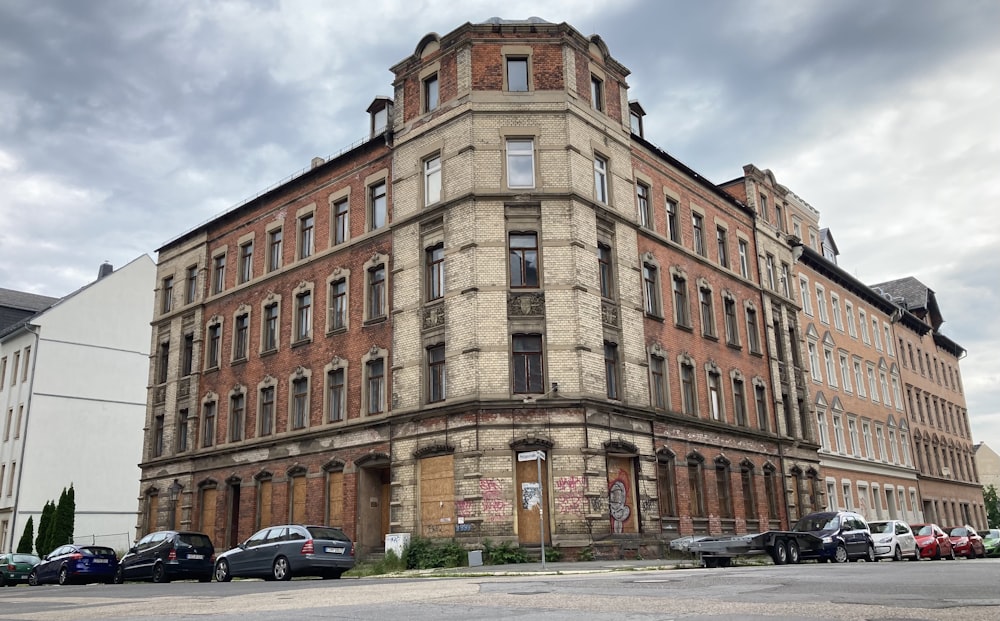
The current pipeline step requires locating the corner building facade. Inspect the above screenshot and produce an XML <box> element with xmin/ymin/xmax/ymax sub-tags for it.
<box><xmin>139</xmin><ymin>19</ymin><xmax>805</xmax><ymax>558</ymax></box>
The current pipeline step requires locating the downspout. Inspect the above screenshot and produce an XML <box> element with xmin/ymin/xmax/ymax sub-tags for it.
<box><xmin>9</xmin><ymin>322</ymin><xmax>41</xmax><ymax>553</ymax></box>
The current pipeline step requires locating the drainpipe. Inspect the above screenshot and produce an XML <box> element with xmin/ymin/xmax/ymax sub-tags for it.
<box><xmin>8</xmin><ymin>322</ymin><xmax>41</xmax><ymax>553</ymax></box>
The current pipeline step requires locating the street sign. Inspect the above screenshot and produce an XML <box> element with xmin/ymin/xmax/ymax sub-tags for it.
<box><xmin>517</xmin><ymin>451</ymin><xmax>545</xmax><ymax>461</ymax></box>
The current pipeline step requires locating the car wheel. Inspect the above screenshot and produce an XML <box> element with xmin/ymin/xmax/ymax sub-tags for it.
<box><xmin>892</xmin><ymin>545</ymin><xmax>902</xmax><ymax>562</ymax></box>
<box><xmin>58</xmin><ymin>566</ymin><xmax>71</xmax><ymax>586</ymax></box>
<box><xmin>28</xmin><ymin>569</ymin><xmax>39</xmax><ymax>587</ymax></box>
<box><xmin>214</xmin><ymin>559</ymin><xmax>232</xmax><ymax>583</ymax></box>
<box><xmin>865</xmin><ymin>544</ymin><xmax>876</xmax><ymax>563</ymax></box>
<box><xmin>787</xmin><ymin>540</ymin><xmax>801</xmax><ymax>565</ymax></box>
<box><xmin>152</xmin><ymin>563</ymin><xmax>169</xmax><ymax>584</ymax></box>
<box><xmin>272</xmin><ymin>556</ymin><xmax>291</xmax><ymax>581</ymax></box>
<box><xmin>834</xmin><ymin>544</ymin><xmax>849</xmax><ymax>563</ymax></box>
<box><xmin>0</xmin><ymin>573</ymin><xmax>6</xmax><ymax>587</ymax></box>
<box><xmin>113</xmin><ymin>566</ymin><xmax>124</xmax><ymax>585</ymax></box>
<box><xmin>933</xmin><ymin>545</ymin><xmax>941</xmax><ymax>560</ymax></box>
<box><xmin>771</xmin><ymin>541</ymin><xmax>788</xmax><ymax>565</ymax></box>
<box><xmin>948</xmin><ymin>547</ymin><xmax>956</xmax><ymax>560</ymax></box>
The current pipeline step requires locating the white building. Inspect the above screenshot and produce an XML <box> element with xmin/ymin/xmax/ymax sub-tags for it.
<box><xmin>0</xmin><ymin>256</ymin><xmax>155</xmax><ymax>553</ymax></box>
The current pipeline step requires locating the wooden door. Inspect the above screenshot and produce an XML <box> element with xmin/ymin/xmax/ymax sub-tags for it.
<box><xmin>607</xmin><ymin>456</ymin><xmax>637</xmax><ymax>534</ymax></box>
<box><xmin>146</xmin><ymin>494</ymin><xmax>159</xmax><ymax>534</ymax></box>
<box><xmin>419</xmin><ymin>455</ymin><xmax>455</xmax><ymax>538</ymax></box>
<box><xmin>515</xmin><ymin>453</ymin><xmax>549</xmax><ymax>545</ymax></box>
<box><xmin>200</xmin><ymin>488</ymin><xmax>217</xmax><ymax>540</ymax></box>
<box><xmin>258</xmin><ymin>480</ymin><xmax>273</xmax><ymax>528</ymax></box>
<box><xmin>291</xmin><ymin>476</ymin><xmax>307</xmax><ymax>523</ymax></box>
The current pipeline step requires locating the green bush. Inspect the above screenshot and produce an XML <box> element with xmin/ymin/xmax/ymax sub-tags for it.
<box><xmin>577</xmin><ymin>546</ymin><xmax>595</xmax><ymax>562</ymax></box>
<box><xmin>483</xmin><ymin>539</ymin><xmax>528</xmax><ymax>565</ymax></box>
<box><xmin>404</xmin><ymin>536</ymin><xmax>466</xmax><ymax>569</ymax></box>
<box><xmin>544</xmin><ymin>546</ymin><xmax>562</xmax><ymax>562</ymax></box>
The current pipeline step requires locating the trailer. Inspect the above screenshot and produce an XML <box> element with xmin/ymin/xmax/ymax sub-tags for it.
<box><xmin>670</xmin><ymin>531</ymin><xmax>824</xmax><ymax>568</ymax></box>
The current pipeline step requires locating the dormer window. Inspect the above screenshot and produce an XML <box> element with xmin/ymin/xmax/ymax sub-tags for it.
<box><xmin>367</xmin><ymin>97</ymin><xmax>393</xmax><ymax>138</ymax></box>
<box><xmin>628</xmin><ymin>101</ymin><xmax>646</xmax><ymax>138</ymax></box>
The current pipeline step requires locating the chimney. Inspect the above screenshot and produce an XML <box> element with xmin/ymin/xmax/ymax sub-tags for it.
<box><xmin>97</xmin><ymin>261</ymin><xmax>114</xmax><ymax>280</ymax></box>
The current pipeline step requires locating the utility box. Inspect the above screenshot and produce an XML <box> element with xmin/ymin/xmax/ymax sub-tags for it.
<box><xmin>468</xmin><ymin>549</ymin><xmax>483</xmax><ymax>567</ymax></box>
<box><xmin>385</xmin><ymin>533</ymin><xmax>410</xmax><ymax>559</ymax></box>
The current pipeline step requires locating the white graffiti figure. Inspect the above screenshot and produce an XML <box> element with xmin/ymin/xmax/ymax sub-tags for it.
<box><xmin>608</xmin><ymin>479</ymin><xmax>630</xmax><ymax>533</ymax></box>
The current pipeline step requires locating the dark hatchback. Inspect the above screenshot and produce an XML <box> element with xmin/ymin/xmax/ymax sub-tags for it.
<box><xmin>791</xmin><ymin>511</ymin><xmax>875</xmax><ymax>563</ymax></box>
<box><xmin>115</xmin><ymin>530</ymin><xmax>215</xmax><ymax>583</ymax></box>
<box><xmin>214</xmin><ymin>525</ymin><xmax>354</xmax><ymax>582</ymax></box>
<box><xmin>28</xmin><ymin>544</ymin><xmax>118</xmax><ymax>585</ymax></box>
<box><xmin>1</xmin><ymin>553</ymin><xmax>41</xmax><ymax>586</ymax></box>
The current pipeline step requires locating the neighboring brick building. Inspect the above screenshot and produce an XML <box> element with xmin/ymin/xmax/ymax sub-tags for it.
<box><xmin>871</xmin><ymin>277</ymin><xmax>985</xmax><ymax>527</ymax></box>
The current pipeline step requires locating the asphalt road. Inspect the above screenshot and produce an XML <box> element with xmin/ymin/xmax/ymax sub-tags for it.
<box><xmin>2</xmin><ymin>557</ymin><xmax>999</xmax><ymax>620</ymax></box>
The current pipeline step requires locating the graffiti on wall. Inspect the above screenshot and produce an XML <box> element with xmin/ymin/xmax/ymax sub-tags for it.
<box><xmin>608</xmin><ymin>470</ymin><xmax>632</xmax><ymax>534</ymax></box>
<box><xmin>480</xmin><ymin>478</ymin><xmax>509</xmax><ymax>522</ymax></box>
<box><xmin>554</xmin><ymin>475</ymin><xmax>586</xmax><ymax>514</ymax></box>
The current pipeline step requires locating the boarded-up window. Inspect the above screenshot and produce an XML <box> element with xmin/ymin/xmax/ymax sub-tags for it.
<box><xmin>145</xmin><ymin>493</ymin><xmax>159</xmax><ymax>535</ymax></box>
<box><xmin>291</xmin><ymin>475</ymin><xmax>307</xmax><ymax>523</ymax></box>
<box><xmin>258</xmin><ymin>480</ymin><xmax>272</xmax><ymax>529</ymax></box>
<box><xmin>419</xmin><ymin>455</ymin><xmax>455</xmax><ymax>538</ymax></box>
<box><xmin>327</xmin><ymin>471</ymin><xmax>344</xmax><ymax>527</ymax></box>
<box><xmin>200</xmin><ymin>488</ymin><xmax>217</xmax><ymax>536</ymax></box>
<box><xmin>607</xmin><ymin>456</ymin><xmax>637</xmax><ymax>534</ymax></box>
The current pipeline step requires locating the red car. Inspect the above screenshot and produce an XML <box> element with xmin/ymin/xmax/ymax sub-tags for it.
<box><xmin>946</xmin><ymin>525</ymin><xmax>985</xmax><ymax>559</ymax></box>
<box><xmin>911</xmin><ymin>523</ymin><xmax>955</xmax><ymax>560</ymax></box>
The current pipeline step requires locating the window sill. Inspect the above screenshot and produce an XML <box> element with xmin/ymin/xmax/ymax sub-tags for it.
<box><xmin>726</xmin><ymin>342</ymin><xmax>741</xmax><ymax>351</ymax></box>
<box><xmin>260</xmin><ymin>348</ymin><xmax>278</xmax><ymax>358</ymax></box>
<box><xmin>231</xmin><ymin>357</ymin><xmax>247</xmax><ymax>367</ymax></box>
<box><xmin>364</xmin><ymin>316</ymin><xmax>388</xmax><ymax>327</ymax></box>
<box><xmin>327</xmin><ymin>327</ymin><xmax>348</xmax><ymax>336</ymax></box>
<box><xmin>291</xmin><ymin>338</ymin><xmax>312</xmax><ymax>349</ymax></box>
<box><xmin>675</xmin><ymin>323</ymin><xmax>693</xmax><ymax>333</ymax></box>
<box><xmin>643</xmin><ymin>312</ymin><xmax>664</xmax><ymax>322</ymax></box>
<box><xmin>702</xmin><ymin>334</ymin><xmax>719</xmax><ymax>342</ymax></box>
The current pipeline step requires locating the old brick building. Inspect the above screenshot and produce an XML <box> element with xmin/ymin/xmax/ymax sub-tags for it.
<box><xmin>138</xmin><ymin>18</ymin><xmax>807</xmax><ymax>558</ymax></box>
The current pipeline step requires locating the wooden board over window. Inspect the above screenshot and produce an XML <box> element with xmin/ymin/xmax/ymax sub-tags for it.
<box><xmin>258</xmin><ymin>480</ymin><xmax>273</xmax><ymax>529</ymax></box>
<box><xmin>419</xmin><ymin>455</ymin><xmax>455</xmax><ymax>538</ymax></box>
<box><xmin>327</xmin><ymin>471</ymin><xmax>344</xmax><ymax>527</ymax></box>
<box><xmin>200</xmin><ymin>488</ymin><xmax>217</xmax><ymax>537</ymax></box>
<box><xmin>291</xmin><ymin>476</ymin><xmax>307</xmax><ymax>523</ymax></box>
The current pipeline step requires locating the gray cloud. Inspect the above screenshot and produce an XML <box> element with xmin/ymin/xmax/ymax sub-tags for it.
<box><xmin>1</xmin><ymin>0</ymin><xmax>998</xmax><ymax>448</ymax></box>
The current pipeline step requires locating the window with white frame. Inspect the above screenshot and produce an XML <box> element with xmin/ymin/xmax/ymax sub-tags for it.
<box><xmin>831</xmin><ymin>294</ymin><xmax>843</xmax><ymax>331</ymax></box>
<box><xmin>424</xmin><ymin>154</ymin><xmax>441</xmax><ymax>206</ymax></box>
<box><xmin>642</xmin><ymin>262</ymin><xmax>661</xmax><ymax>316</ymax></box>
<box><xmin>369</xmin><ymin>181</ymin><xmax>387</xmax><ymax>230</ymax></box>
<box><xmin>506</xmin><ymin>56</ymin><xmax>528</xmax><ymax>91</ymax></box>
<box><xmin>888</xmin><ymin>428</ymin><xmax>899</xmax><ymax>464</ymax></box>
<box><xmin>738</xmin><ymin>239</ymin><xmax>749</xmax><ymax>279</ymax></box>
<box><xmin>875</xmin><ymin>425</ymin><xmax>887</xmax><ymax>462</ymax></box>
<box><xmin>298</xmin><ymin>213</ymin><xmax>314</xmax><ymax>260</ymax></box>
<box><xmin>745</xmin><ymin>305</ymin><xmax>761</xmax><ymax>353</ymax></box>
<box><xmin>891</xmin><ymin>374</ymin><xmax>903</xmax><ymax>409</ymax></box>
<box><xmin>848</xmin><ymin>418</ymin><xmax>860</xmax><ymax>456</ymax></box>
<box><xmin>842</xmin><ymin>482</ymin><xmax>853</xmax><ymax>510</ymax></box>
<box><xmin>808</xmin><ymin>341</ymin><xmax>822</xmax><ymax>382</ymax></box>
<box><xmin>833</xmin><ymin>414</ymin><xmax>845</xmax><ymax>453</ymax></box>
<box><xmin>824</xmin><ymin>348</ymin><xmax>837</xmax><ymax>387</ymax></box>
<box><xmin>765</xmin><ymin>254</ymin><xmax>776</xmax><ymax>290</ymax></box>
<box><xmin>839</xmin><ymin>353</ymin><xmax>852</xmax><ymax>392</ymax></box>
<box><xmin>590</xmin><ymin>74</ymin><xmax>604</xmax><ymax>111</ymax></box>
<box><xmin>853</xmin><ymin>360</ymin><xmax>866</xmax><ymax>397</ymax></box>
<box><xmin>799</xmin><ymin>277</ymin><xmax>812</xmax><ymax>315</ymax></box>
<box><xmin>423</xmin><ymin>73</ymin><xmax>439</xmax><ymax>112</ymax></box>
<box><xmin>859</xmin><ymin>309</ymin><xmax>870</xmax><ymax>344</ymax></box>
<box><xmin>867</xmin><ymin>364</ymin><xmax>880</xmax><ymax>403</ymax></box>
<box><xmin>817</xmin><ymin>410</ymin><xmax>830</xmax><ymax>451</ymax></box>
<box><xmin>636</xmin><ymin>182</ymin><xmax>652</xmax><ymax>229</ymax></box>
<box><xmin>816</xmin><ymin>285</ymin><xmax>829</xmax><ymax>324</ymax></box>
<box><xmin>593</xmin><ymin>155</ymin><xmax>609</xmax><ymax>204</ymax></box>
<box><xmin>863</xmin><ymin>420</ymin><xmax>874</xmax><ymax>459</ymax></box>
<box><xmin>506</xmin><ymin>139</ymin><xmax>534</xmax><ymax>188</ymax></box>
<box><xmin>871</xmin><ymin>317</ymin><xmax>882</xmax><ymax>351</ymax></box>
<box><xmin>692</xmin><ymin>213</ymin><xmax>706</xmax><ymax>256</ymax></box>
<box><xmin>845</xmin><ymin>301</ymin><xmax>857</xmax><ymax>337</ymax></box>
<box><xmin>879</xmin><ymin>370</ymin><xmax>891</xmax><ymax>406</ymax></box>
<box><xmin>708</xmin><ymin>369</ymin><xmax>723</xmax><ymax>421</ymax></box>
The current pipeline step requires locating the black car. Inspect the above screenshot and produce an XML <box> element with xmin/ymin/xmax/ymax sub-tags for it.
<box><xmin>792</xmin><ymin>511</ymin><xmax>875</xmax><ymax>563</ymax></box>
<box><xmin>115</xmin><ymin>530</ymin><xmax>215</xmax><ymax>583</ymax></box>
<box><xmin>214</xmin><ymin>525</ymin><xmax>354</xmax><ymax>581</ymax></box>
<box><xmin>28</xmin><ymin>545</ymin><xmax>118</xmax><ymax>585</ymax></box>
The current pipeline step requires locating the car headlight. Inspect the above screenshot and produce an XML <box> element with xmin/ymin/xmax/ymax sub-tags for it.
<box><xmin>821</xmin><ymin>536</ymin><xmax>833</xmax><ymax>543</ymax></box>
<box><xmin>876</xmin><ymin>536</ymin><xmax>892</xmax><ymax>543</ymax></box>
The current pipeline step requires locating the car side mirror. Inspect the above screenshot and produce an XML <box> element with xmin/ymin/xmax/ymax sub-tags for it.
<box><xmin>239</xmin><ymin>542</ymin><xmax>247</xmax><ymax>550</ymax></box>
<box><xmin>129</xmin><ymin>547</ymin><xmax>138</xmax><ymax>554</ymax></box>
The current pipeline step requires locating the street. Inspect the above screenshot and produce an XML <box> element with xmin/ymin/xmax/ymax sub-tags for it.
<box><xmin>1</xmin><ymin>558</ymin><xmax>999</xmax><ymax>620</ymax></box>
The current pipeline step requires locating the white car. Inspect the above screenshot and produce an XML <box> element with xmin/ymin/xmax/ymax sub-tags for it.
<box><xmin>869</xmin><ymin>520</ymin><xmax>918</xmax><ymax>561</ymax></box>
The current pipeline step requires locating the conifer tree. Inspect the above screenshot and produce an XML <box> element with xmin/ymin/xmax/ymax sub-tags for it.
<box><xmin>16</xmin><ymin>516</ymin><xmax>34</xmax><ymax>554</ymax></box>
<box><xmin>35</xmin><ymin>501</ymin><xmax>54</xmax><ymax>557</ymax></box>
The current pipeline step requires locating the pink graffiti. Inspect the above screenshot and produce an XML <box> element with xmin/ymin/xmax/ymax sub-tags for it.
<box><xmin>482</xmin><ymin>499</ymin><xmax>510</xmax><ymax>522</ymax></box>
<box><xmin>479</xmin><ymin>478</ymin><xmax>502</xmax><ymax>499</ymax></box>
<box><xmin>555</xmin><ymin>476</ymin><xmax>583</xmax><ymax>493</ymax></box>
<box><xmin>455</xmin><ymin>500</ymin><xmax>473</xmax><ymax>517</ymax></box>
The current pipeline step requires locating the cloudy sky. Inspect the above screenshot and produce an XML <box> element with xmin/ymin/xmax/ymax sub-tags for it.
<box><xmin>1</xmin><ymin>0</ymin><xmax>998</xmax><ymax>448</ymax></box>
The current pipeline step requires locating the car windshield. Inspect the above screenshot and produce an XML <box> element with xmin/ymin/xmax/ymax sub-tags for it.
<box><xmin>914</xmin><ymin>525</ymin><xmax>934</xmax><ymax>536</ymax></box>
<box><xmin>306</xmin><ymin>526</ymin><xmax>349</xmax><ymax>542</ymax></box>
<box><xmin>949</xmin><ymin>527</ymin><xmax>968</xmax><ymax>537</ymax></box>
<box><xmin>986</xmin><ymin>529</ymin><xmax>1000</xmax><ymax>540</ymax></box>
<box><xmin>869</xmin><ymin>522</ymin><xmax>893</xmax><ymax>534</ymax></box>
<box><xmin>793</xmin><ymin>515</ymin><xmax>839</xmax><ymax>532</ymax></box>
<box><xmin>12</xmin><ymin>554</ymin><xmax>40</xmax><ymax>564</ymax></box>
<box><xmin>81</xmin><ymin>546</ymin><xmax>115</xmax><ymax>557</ymax></box>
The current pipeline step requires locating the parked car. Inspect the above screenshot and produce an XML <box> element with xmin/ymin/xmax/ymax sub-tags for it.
<box><xmin>868</xmin><ymin>520</ymin><xmax>918</xmax><ymax>561</ymax></box>
<box><xmin>27</xmin><ymin>545</ymin><xmax>118</xmax><ymax>585</ymax></box>
<box><xmin>214</xmin><ymin>525</ymin><xmax>354</xmax><ymax>582</ymax></box>
<box><xmin>911</xmin><ymin>523</ymin><xmax>955</xmax><ymax>560</ymax></box>
<box><xmin>115</xmin><ymin>530</ymin><xmax>215</xmax><ymax>583</ymax></box>
<box><xmin>982</xmin><ymin>528</ymin><xmax>1000</xmax><ymax>557</ymax></box>
<box><xmin>791</xmin><ymin>511</ymin><xmax>875</xmax><ymax>563</ymax></box>
<box><xmin>946</xmin><ymin>525</ymin><xmax>985</xmax><ymax>559</ymax></box>
<box><xmin>0</xmin><ymin>553</ymin><xmax>41</xmax><ymax>586</ymax></box>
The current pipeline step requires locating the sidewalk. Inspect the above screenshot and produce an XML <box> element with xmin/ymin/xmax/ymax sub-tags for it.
<box><xmin>403</xmin><ymin>558</ymin><xmax>692</xmax><ymax>577</ymax></box>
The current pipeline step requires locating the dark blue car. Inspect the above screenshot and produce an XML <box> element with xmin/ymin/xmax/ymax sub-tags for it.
<box><xmin>28</xmin><ymin>544</ymin><xmax>118</xmax><ymax>586</ymax></box>
<box><xmin>792</xmin><ymin>511</ymin><xmax>875</xmax><ymax>563</ymax></box>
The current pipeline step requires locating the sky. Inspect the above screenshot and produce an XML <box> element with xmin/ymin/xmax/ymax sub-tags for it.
<box><xmin>1</xmin><ymin>0</ymin><xmax>998</xmax><ymax>449</ymax></box>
